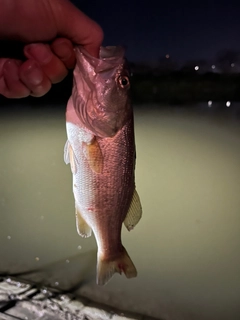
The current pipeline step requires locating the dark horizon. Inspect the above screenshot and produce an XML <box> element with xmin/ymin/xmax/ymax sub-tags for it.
<box><xmin>73</xmin><ymin>1</ymin><xmax>240</xmax><ymax>64</ymax></box>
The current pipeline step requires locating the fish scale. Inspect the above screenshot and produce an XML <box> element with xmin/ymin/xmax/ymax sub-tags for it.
<box><xmin>65</xmin><ymin>46</ymin><xmax>142</xmax><ymax>285</ymax></box>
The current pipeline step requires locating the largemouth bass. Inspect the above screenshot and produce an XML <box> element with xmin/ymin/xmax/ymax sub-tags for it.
<box><xmin>64</xmin><ymin>46</ymin><xmax>142</xmax><ymax>285</ymax></box>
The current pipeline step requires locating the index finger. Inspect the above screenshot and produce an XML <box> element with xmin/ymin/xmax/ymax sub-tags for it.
<box><xmin>50</xmin><ymin>0</ymin><xmax>104</xmax><ymax>57</ymax></box>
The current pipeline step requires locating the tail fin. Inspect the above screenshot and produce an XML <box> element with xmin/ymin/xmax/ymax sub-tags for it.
<box><xmin>97</xmin><ymin>247</ymin><xmax>137</xmax><ymax>286</ymax></box>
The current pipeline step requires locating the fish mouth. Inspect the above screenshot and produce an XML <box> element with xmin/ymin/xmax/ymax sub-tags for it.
<box><xmin>100</xmin><ymin>46</ymin><xmax>125</xmax><ymax>59</ymax></box>
<box><xmin>77</xmin><ymin>46</ymin><xmax>125</xmax><ymax>73</ymax></box>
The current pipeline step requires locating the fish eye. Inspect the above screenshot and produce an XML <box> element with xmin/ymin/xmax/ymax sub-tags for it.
<box><xmin>118</xmin><ymin>76</ymin><xmax>130</xmax><ymax>88</ymax></box>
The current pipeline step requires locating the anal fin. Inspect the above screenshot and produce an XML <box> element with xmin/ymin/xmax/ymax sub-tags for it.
<box><xmin>124</xmin><ymin>189</ymin><xmax>142</xmax><ymax>231</ymax></box>
<box><xmin>75</xmin><ymin>207</ymin><xmax>92</xmax><ymax>238</ymax></box>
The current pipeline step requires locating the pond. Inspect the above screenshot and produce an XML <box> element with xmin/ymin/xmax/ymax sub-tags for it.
<box><xmin>1</xmin><ymin>102</ymin><xmax>240</xmax><ymax>320</ymax></box>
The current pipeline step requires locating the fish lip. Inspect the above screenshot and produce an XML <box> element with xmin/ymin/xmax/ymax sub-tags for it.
<box><xmin>75</xmin><ymin>46</ymin><xmax>126</xmax><ymax>74</ymax></box>
<box><xmin>78</xmin><ymin>45</ymin><xmax>125</xmax><ymax>60</ymax></box>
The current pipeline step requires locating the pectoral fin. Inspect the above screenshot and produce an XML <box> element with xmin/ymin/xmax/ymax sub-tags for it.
<box><xmin>64</xmin><ymin>140</ymin><xmax>77</xmax><ymax>174</ymax></box>
<box><xmin>83</xmin><ymin>137</ymin><xmax>103</xmax><ymax>174</ymax></box>
<box><xmin>69</xmin><ymin>144</ymin><xmax>78</xmax><ymax>174</ymax></box>
<box><xmin>124</xmin><ymin>190</ymin><xmax>142</xmax><ymax>231</ymax></box>
<box><xmin>64</xmin><ymin>140</ymin><xmax>70</xmax><ymax>164</ymax></box>
<box><xmin>75</xmin><ymin>207</ymin><xmax>92</xmax><ymax>238</ymax></box>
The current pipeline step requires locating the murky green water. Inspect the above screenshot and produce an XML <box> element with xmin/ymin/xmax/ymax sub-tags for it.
<box><xmin>1</xmin><ymin>103</ymin><xmax>240</xmax><ymax>319</ymax></box>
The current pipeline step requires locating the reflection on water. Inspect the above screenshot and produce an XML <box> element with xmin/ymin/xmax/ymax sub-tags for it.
<box><xmin>0</xmin><ymin>102</ymin><xmax>240</xmax><ymax>320</ymax></box>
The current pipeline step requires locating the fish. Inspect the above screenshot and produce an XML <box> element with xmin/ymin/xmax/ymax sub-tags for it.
<box><xmin>64</xmin><ymin>45</ymin><xmax>142</xmax><ymax>286</ymax></box>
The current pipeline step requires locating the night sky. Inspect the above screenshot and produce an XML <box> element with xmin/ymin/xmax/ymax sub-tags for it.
<box><xmin>73</xmin><ymin>1</ymin><xmax>240</xmax><ymax>64</ymax></box>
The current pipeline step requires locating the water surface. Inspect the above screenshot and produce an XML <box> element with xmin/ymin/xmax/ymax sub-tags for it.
<box><xmin>0</xmin><ymin>102</ymin><xmax>240</xmax><ymax>320</ymax></box>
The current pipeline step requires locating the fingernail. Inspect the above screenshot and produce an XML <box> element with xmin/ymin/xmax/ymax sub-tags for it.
<box><xmin>24</xmin><ymin>62</ymin><xmax>43</xmax><ymax>85</ymax></box>
<box><xmin>24</xmin><ymin>44</ymin><xmax>52</xmax><ymax>64</ymax></box>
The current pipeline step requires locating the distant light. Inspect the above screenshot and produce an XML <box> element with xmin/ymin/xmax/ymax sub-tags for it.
<box><xmin>226</xmin><ymin>101</ymin><xmax>231</xmax><ymax>107</ymax></box>
<box><xmin>41</xmin><ymin>288</ymin><xmax>48</xmax><ymax>295</ymax></box>
<box><xmin>208</xmin><ymin>100</ymin><xmax>212</xmax><ymax>107</ymax></box>
<box><xmin>211</xmin><ymin>65</ymin><xmax>216</xmax><ymax>69</ymax></box>
<box><xmin>195</xmin><ymin>66</ymin><xmax>199</xmax><ymax>71</ymax></box>
<box><xmin>165</xmin><ymin>54</ymin><xmax>170</xmax><ymax>59</ymax></box>
<box><xmin>231</xmin><ymin>63</ymin><xmax>235</xmax><ymax>67</ymax></box>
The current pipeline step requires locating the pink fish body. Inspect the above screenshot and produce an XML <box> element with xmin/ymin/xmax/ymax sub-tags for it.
<box><xmin>64</xmin><ymin>46</ymin><xmax>142</xmax><ymax>285</ymax></box>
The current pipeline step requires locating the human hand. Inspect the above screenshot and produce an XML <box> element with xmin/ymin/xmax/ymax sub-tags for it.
<box><xmin>0</xmin><ymin>0</ymin><xmax>103</xmax><ymax>98</ymax></box>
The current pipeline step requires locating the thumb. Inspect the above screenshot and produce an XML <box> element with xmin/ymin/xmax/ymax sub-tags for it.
<box><xmin>51</xmin><ymin>0</ymin><xmax>104</xmax><ymax>57</ymax></box>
